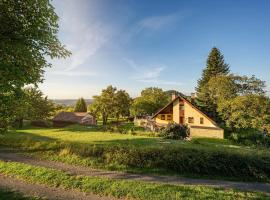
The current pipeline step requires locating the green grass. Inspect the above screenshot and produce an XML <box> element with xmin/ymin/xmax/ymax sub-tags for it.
<box><xmin>0</xmin><ymin>161</ymin><xmax>268</xmax><ymax>200</ymax></box>
<box><xmin>1</xmin><ymin>125</ymin><xmax>269</xmax><ymax>182</ymax></box>
<box><xmin>0</xmin><ymin>188</ymin><xmax>42</xmax><ymax>200</ymax></box>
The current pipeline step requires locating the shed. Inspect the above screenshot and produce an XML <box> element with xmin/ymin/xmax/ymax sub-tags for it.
<box><xmin>52</xmin><ymin>112</ymin><xmax>96</xmax><ymax>127</ymax></box>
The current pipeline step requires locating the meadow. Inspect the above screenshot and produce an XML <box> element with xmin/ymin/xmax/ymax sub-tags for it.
<box><xmin>1</xmin><ymin>124</ymin><xmax>269</xmax><ymax>183</ymax></box>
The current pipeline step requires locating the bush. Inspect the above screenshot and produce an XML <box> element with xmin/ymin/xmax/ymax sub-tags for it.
<box><xmin>158</xmin><ymin>123</ymin><xmax>189</xmax><ymax>139</ymax></box>
<box><xmin>1</xmin><ymin>135</ymin><xmax>270</xmax><ymax>182</ymax></box>
<box><xmin>230</xmin><ymin>129</ymin><xmax>270</xmax><ymax>147</ymax></box>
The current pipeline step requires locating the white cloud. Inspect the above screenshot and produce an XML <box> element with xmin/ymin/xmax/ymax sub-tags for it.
<box><xmin>49</xmin><ymin>0</ymin><xmax>115</xmax><ymax>76</ymax></box>
<box><xmin>130</xmin><ymin>11</ymin><xmax>183</xmax><ymax>36</ymax></box>
<box><xmin>124</xmin><ymin>58</ymin><xmax>182</xmax><ymax>86</ymax></box>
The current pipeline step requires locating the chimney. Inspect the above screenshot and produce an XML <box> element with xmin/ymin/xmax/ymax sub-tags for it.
<box><xmin>172</xmin><ymin>93</ymin><xmax>177</xmax><ymax>100</ymax></box>
<box><xmin>190</xmin><ymin>93</ymin><xmax>196</xmax><ymax>104</ymax></box>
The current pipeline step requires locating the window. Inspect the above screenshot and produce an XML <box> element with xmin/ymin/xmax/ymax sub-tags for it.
<box><xmin>188</xmin><ymin>117</ymin><xmax>194</xmax><ymax>124</ymax></box>
<box><xmin>167</xmin><ymin>114</ymin><xmax>172</xmax><ymax>120</ymax></box>
<box><xmin>179</xmin><ymin>104</ymin><xmax>184</xmax><ymax>110</ymax></box>
<box><xmin>161</xmin><ymin>114</ymin><xmax>165</xmax><ymax>120</ymax></box>
<box><xmin>200</xmin><ymin>117</ymin><xmax>204</xmax><ymax>124</ymax></box>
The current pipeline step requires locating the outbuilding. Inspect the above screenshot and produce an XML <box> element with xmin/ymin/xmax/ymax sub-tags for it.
<box><xmin>52</xmin><ymin>112</ymin><xmax>96</xmax><ymax>127</ymax></box>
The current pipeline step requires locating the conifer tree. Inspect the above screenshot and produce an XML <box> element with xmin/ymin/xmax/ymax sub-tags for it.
<box><xmin>74</xmin><ymin>98</ymin><xmax>87</xmax><ymax>112</ymax></box>
<box><xmin>197</xmin><ymin>47</ymin><xmax>230</xmax><ymax>92</ymax></box>
<box><xmin>196</xmin><ymin>47</ymin><xmax>230</xmax><ymax>120</ymax></box>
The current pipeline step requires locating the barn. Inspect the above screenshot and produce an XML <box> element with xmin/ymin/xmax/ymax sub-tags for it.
<box><xmin>52</xmin><ymin>112</ymin><xmax>96</xmax><ymax>127</ymax></box>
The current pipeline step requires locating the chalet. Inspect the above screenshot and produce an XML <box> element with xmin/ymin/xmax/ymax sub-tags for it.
<box><xmin>152</xmin><ymin>94</ymin><xmax>224</xmax><ymax>138</ymax></box>
<box><xmin>52</xmin><ymin>112</ymin><xmax>96</xmax><ymax>127</ymax></box>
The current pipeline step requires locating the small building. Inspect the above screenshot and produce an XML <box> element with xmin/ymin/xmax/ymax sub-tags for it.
<box><xmin>52</xmin><ymin>112</ymin><xmax>96</xmax><ymax>127</ymax></box>
<box><xmin>152</xmin><ymin>94</ymin><xmax>224</xmax><ymax>139</ymax></box>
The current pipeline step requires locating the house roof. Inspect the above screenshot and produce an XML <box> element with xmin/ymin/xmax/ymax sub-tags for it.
<box><xmin>152</xmin><ymin>95</ymin><xmax>218</xmax><ymax>126</ymax></box>
<box><xmin>52</xmin><ymin>112</ymin><xmax>93</xmax><ymax>123</ymax></box>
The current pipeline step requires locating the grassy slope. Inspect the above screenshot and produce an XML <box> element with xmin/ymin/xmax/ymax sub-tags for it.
<box><xmin>1</xmin><ymin>125</ymin><xmax>269</xmax><ymax>182</ymax></box>
<box><xmin>0</xmin><ymin>161</ymin><xmax>268</xmax><ymax>200</ymax></box>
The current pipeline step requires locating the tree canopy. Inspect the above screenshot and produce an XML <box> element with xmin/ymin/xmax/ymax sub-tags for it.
<box><xmin>88</xmin><ymin>85</ymin><xmax>131</xmax><ymax>125</ymax></box>
<box><xmin>130</xmin><ymin>87</ymin><xmax>170</xmax><ymax>116</ymax></box>
<box><xmin>74</xmin><ymin>98</ymin><xmax>87</xmax><ymax>112</ymax></box>
<box><xmin>0</xmin><ymin>0</ymin><xmax>70</xmax><ymax>132</ymax></box>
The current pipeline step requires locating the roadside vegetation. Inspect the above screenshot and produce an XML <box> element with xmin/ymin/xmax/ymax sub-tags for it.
<box><xmin>0</xmin><ymin>161</ymin><xmax>268</xmax><ymax>200</ymax></box>
<box><xmin>1</xmin><ymin>125</ymin><xmax>270</xmax><ymax>183</ymax></box>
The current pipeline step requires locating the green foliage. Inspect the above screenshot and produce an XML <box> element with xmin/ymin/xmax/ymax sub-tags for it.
<box><xmin>0</xmin><ymin>161</ymin><xmax>266</xmax><ymax>200</ymax></box>
<box><xmin>74</xmin><ymin>98</ymin><xmax>87</xmax><ymax>112</ymax></box>
<box><xmin>130</xmin><ymin>87</ymin><xmax>170</xmax><ymax>116</ymax></box>
<box><xmin>13</xmin><ymin>87</ymin><xmax>55</xmax><ymax>128</ymax></box>
<box><xmin>158</xmin><ymin>123</ymin><xmax>189</xmax><ymax>139</ymax></box>
<box><xmin>197</xmin><ymin>47</ymin><xmax>230</xmax><ymax>93</ymax></box>
<box><xmin>196</xmin><ymin>47</ymin><xmax>230</xmax><ymax>119</ymax></box>
<box><xmin>2</xmin><ymin>127</ymin><xmax>270</xmax><ymax>182</ymax></box>
<box><xmin>0</xmin><ymin>0</ymin><xmax>70</xmax><ymax>132</ymax></box>
<box><xmin>230</xmin><ymin>129</ymin><xmax>270</xmax><ymax>147</ymax></box>
<box><xmin>218</xmin><ymin>95</ymin><xmax>270</xmax><ymax>132</ymax></box>
<box><xmin>89</xmin><ymin>86</ymin><xmax>131</xmax><ymax>125</ymax></box>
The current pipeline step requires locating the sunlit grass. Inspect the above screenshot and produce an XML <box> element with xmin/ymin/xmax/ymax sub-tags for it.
<box><xmin>0</xmin><ymin>161</ymin><xmax>267</xmax><ymax>200</ymax></box>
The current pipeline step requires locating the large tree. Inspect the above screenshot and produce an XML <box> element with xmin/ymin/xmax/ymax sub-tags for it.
<box><xmin>196</xmin><ymin>47</ymin><xmax>229</xmax><ymax>119</ymax></box>
<box><xmin>74</xmin><ymin>98</ymin><xmax>87</xmax><ymax>112</ymax></box>
<box><xmin>88</xmin><ymin>85</ymin><xmax>131</xmax><ymax>125</ymax></box>
<box><xmin>218</xmin><ymin>95</ymin><xmax>270</xmax><ymax>132</ymax></box>
<box><xmin>14</xmin><ymin>87</ymin><xmax>55</xmax><ymax>128</ymax></box>
<box><xmin>197</xmin><ymin>47</ymin><xmax>230</xmax><ymax>92</ymax></box>
<box><xmin>0</xmin><ymin>0</ymin><xmax>70</xmax><ymax>133</ymax></box>
<box><xmin>130</xmin><ymin>87</ymin><xmax>170</xmax><ymax>116</ymax></box>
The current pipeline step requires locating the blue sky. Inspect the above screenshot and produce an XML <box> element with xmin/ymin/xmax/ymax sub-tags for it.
<box><xmin>40</xmin><ymin>0</ymin><xmax>270</xmax><ymax>99</ymax></box>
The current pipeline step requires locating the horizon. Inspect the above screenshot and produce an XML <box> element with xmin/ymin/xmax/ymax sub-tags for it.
<box><xmin>39</xmin><ymin>0</ymin><xmax>270</xmax><ymax>99</ymax></box>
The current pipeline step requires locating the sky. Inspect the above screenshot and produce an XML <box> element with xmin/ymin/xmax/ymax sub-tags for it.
<box><xmin>40</xmin><ymin>0</ymin><xmax>270</xmax><ymax>99</ymax></box>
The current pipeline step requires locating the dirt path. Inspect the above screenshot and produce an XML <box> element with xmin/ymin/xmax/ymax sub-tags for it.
<box><xmin>0</xmin><ymin>174</ymin><xmax>112</xmax><ymax>200</ymax></box>
<box><xmin>0</xmin><ymin>149</ymin><xmax>269</xmax><ymax>196</ymax></box>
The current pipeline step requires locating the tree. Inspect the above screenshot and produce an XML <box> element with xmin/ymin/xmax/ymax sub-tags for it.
<box><xmin>74</xmin><ymin>98</ymin><xmax>87</xmax><ymax>112</ymax></box>
<box><xmin>197</xmin><ymin>47</ymin><xmax>230</xmax><ymax>92</ymax></box>
<box><xmin>218</xmin><ymin>95</ymin><xmax>270</xmax><ymax>132</ymax></box>
<box><xmin>88</xmin><ymin>86</ymin><xmax>131</xmax><ymax>125</ymax></box>
<box><xmin>114</xmin><ymin>90</ymin><xmax>131</xmax><ymax>121</ymax></box>
<box><xmin>198</xmin><ymin>74</ymin><xmax>267</xmax><ymax>122</ymax></box>
<box><xmin>130</xmin><ymin>87</ymin><xmax>170</xmax><ymax>116</ymax></box>
<box><xmin>196</xmin><ymin>47</ymin><xmax>229</xmax><ymax>118</ymax></box>
<box><xmin>0</xmin><ymin>0</ymin><xmax>70</xmax><ymax>133</ymax></box>
<box><xmin>14</xmin><ymin>87</ymin><xmax>55</xmax><ymax>128</ymax></box>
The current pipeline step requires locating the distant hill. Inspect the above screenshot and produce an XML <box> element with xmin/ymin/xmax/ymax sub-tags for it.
<box><xmin>52</xmin><ymin>99</ymin><xmax>93</xmax><ymax>106</ymax></box>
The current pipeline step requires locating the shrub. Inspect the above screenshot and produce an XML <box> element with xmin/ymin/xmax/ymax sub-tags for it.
<box><xmin>158</xmin><ymin>123</ymin><xmax>189</xmax><ymax>139</ymax></box>
<box><xmin>230</xmin><ymin>128</ymin><xmax>270</xmax><ymax>147</ymax></box>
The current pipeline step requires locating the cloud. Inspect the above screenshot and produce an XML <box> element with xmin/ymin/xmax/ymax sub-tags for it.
<box><xmin>130</xmin><ymin>11</ymin><xmax>183</xmax><ymax>37</ymax></box>
<box><xmin>124</xmin><ymin>58</ymin><xmax>182</xmax><ymax>86</ymax></box>
<box><xmin>49</xmin><ymin>0</ymin><xmax>115</xmax><ymax>76</ymax></box>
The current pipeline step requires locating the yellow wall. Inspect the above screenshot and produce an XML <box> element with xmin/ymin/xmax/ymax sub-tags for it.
<box><xmin>183</xmin><ymin>101</ymin><xmax>216</xmax><ymax>127</ymax></box>
<box><xmin>190</xmin><ymin>126</ymin><xmax>224</xmax><ymax>139</ymax></box>
<box><xmin>155</xmin><ymin>114</ymin><xmax>173</xmax><ymax>124</ymax></box>
<box><xmin>173</xmin><ymin>98</ymin><xmax>180</xmax><ymax>124</ymax></box>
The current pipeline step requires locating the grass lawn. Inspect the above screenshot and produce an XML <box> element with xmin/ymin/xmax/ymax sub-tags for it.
<box><xmin>1</xmin><ymin>124</ymin><xmax>270</xmax><ymax>182</ymax></box>
<box><xmin>0</xmin><ymin>161</ymin><xmax>268</xmax><ymax>200</ymax></box>
<box><xmin>6</xmin><ymin>124</ymin><xmax>256</xmax><ymax>150</ymax></box>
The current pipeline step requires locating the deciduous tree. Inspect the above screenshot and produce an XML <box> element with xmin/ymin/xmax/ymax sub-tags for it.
<box><xmin>0</xmin><ymin>0</ymin><xmax>70</xmax><ymax>133</ymax></box>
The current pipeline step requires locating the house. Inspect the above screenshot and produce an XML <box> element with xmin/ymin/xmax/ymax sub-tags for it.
<box><xmin>52</xmin><ymin>112</ymin><xmax>96</xmax><ymax>127</ymax></box>
<box><xmin>152</xmin><ymin>94</ymin><xmax>224</xmax><ymax>139</ymax></box>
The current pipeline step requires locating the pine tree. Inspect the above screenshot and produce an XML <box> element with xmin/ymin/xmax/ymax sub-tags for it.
<box><xmin>196</xmin><ymin>47</ymin><xmax>230</xmax><ymax>120</ymax></box>
<box><xmin>196</xmin><ymin>47</ymin><xmax>230</xmax><ymax>92</ymax></box>
<box><xmin>74</xmin><ymin>98</ymin><xmax>87</xmax><ymax>112</ymax></box>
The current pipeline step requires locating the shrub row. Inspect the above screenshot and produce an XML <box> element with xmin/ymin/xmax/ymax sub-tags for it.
<box><xmin>1</xmin><ymin>134</ymin><xmax>270</xmax><ymax>182</ymax></box>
